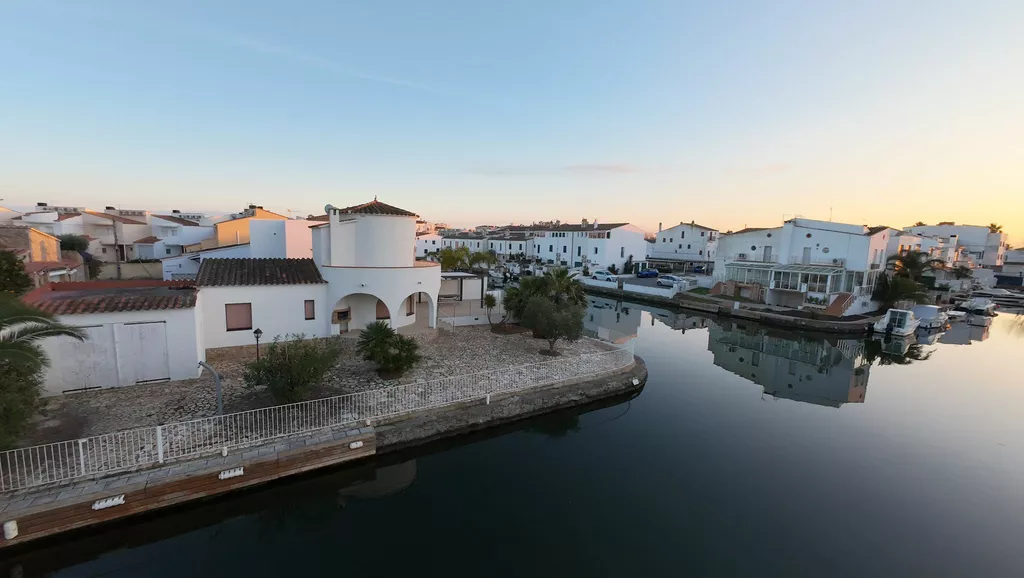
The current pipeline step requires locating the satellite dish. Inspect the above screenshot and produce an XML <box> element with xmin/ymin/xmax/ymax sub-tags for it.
<box><xmin>324</xmin><ymin>204</ymin><xmax>335</xmax><ymax>213</ymax></box>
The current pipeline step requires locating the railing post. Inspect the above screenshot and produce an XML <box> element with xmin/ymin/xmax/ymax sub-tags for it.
<box><xmin>77</xmin><ymin>439</ymin><xmax>87</xmax><ymax>475</ymax></box>
<box><xmin>156</xmin><ymin>426</ymin><xmax>165</xmax><ymax>463</ymax></box>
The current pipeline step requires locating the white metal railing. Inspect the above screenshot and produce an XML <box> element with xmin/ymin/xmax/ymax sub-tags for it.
<box><xmin>0</xmin><ymin>342</ymin><xmax>635</xmax><ymax>492</ymax></box>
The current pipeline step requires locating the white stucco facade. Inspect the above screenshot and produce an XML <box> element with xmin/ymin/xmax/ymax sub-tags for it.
<box><xmin>903</xmin><ymin>224</ymin><xmax>1008</xmax><ymax>267</ymax></box>
<box><xmin>314</xmin><ymin>200</ymin><xmax>441</xmax><ymax>333</ymax></box>
<box><xmin>648</xmin><ymin>222</ymin><xmax>719</xmax><ymax>266</ymax></box>
<box><xmin>40</xmin><ymin>305</ymin><xmax>204</xmax><ymax>396</ymax></box>
<box><xmin>416</xmin><ymin>233</ymin><xmax>442</xmax><ymax>257</ymax></box>
<box><xmin>162</xmin><ymin>243</ymin><xmax>251</xmax><ymax>280</ymax></box>
<box><xmin>200</xmin><ymin>284</ymin><xmax>330</xmax><ymax>349</ymax></box>
<box><xmin>249</xmin><ymin>219</ymin><xmax>315</xmax><ymax>259</ymax></box>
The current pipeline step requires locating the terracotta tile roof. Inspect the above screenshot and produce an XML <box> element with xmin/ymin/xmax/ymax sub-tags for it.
<box><xmin>153</xmin><ymin>214</ymin><xmax>203</xmax><ymax>226</ymax></box>
<box><xmin>134</xmin><ymin>236</ymin><xmax>160</xmax><ymax>244</ymax></box>
<box><xmin>82</xmin><ymin>210</ymin><xmax>146</xmax><ymax>225</ymax></box>
<box><xmin>25</xmin><ymin>285</ymin><xmax>198</xmax><ymax>315</ymax></box>
<box><xmin>865</xmin><ymin>225</ymin><xmax>891</xmax><ymax>236</ymax></box>
<box><xmin>307</xmin><ymin>214</ymin><xmax>329</xmax><ymax>222</ymax></box>
<box><xmin>546</xmin><ymin>222</ymin><xmax>629</xmax><ymax>232</ymax></box>
<box><xmin>57</xmin><ymin>212</ymin><xmax>82</xmax><ymax>221</ymax></box>
<box><xmin>334</xmin><ymin>199</ymin><xmax>419</xmax><ymax>218</ymax></box>
<box><xmin>196</xmin><ymin>258</ymin><xmax>326</xmax><ymax>286</ymax></box>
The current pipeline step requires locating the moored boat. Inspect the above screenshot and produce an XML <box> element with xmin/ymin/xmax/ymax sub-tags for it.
<box><xmin>873</xmin><ymin>309</ymin><xmax>920</xmax><ymax>336</ymax></box>
<box><xmin>970</xmin><ymin>288</ymin><xmax>1024</xmax><ymax>309</ymax></box>
<box><xmin>911</xmin><ymin>305</ymin><xmax>950</xmax><ymax>330</ymax></box>
<box><xmin>955</xmin><ymin>297</ymin><xmax>998</xmax><ymax>316</ymax></box>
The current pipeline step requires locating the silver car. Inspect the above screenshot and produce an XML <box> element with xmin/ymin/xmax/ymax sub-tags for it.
<box><xmin>656</xmin><ymin>274</ymin><xmax>681</xmax><ymax>287</ymax></box>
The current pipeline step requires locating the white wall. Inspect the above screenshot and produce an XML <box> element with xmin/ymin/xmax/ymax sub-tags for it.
<box><xmin>649</xmin><ymin>223</ymin><xmax>719</xmax><ymax>262</ymax></box>
<box><xmin>322</xmin><ymin>263</ymin><xmax>440</xmax><ymax>331</ymax></box>
<box><xmin>249</xmin><ymin>219</ymin><xmax>314</xmax><ymax>259</ymax></box>
<box><xmin>326</xmin><ymin>213</ymin><xmax>415</xmax><ymax>267</ymax></box>
<box><xmin>714</xmin><ymin>227</ymin><xmax>783</xmax><ymax>275</ymax></box>
<box><xmin>40</xmin><ymin>306</ymin><xmax>203</xmax><ymax>396</ymax></box>
<box><xmin>416</xmin><ymin>234</ymin><xmax>442</xmax><ymax>257</ymax></box>
<box><xmin>200</xmin><ymin>284</ymin><xmax>330</xmax><ymax>349</ymax></box>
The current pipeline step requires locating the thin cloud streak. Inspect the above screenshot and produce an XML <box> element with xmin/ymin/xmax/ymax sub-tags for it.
<box><xmin>724</xmin><ymin>163</ymin><xmax>791</xmax><ymax>175</ymax></box>
<box><xmin>468</xmin><ymin>163</ymin><xmax>643</xmax><ymax>176</ymax></box>
<box><xmin>219</xmin><ymin>34</ymin><xmax>447</xmax><ymax>95</ymax></box>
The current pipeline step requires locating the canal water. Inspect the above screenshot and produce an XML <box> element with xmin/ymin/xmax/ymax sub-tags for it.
<box><xmin>6</xmin><ymin>298</ymin><xmax>1024</xmax><ymax>577</ymax></box>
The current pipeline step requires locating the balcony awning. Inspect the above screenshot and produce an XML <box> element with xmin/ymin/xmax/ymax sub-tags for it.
<box><xmin>725</xmin><ymin>262</ymin><xmax>775</xmax><ymax>270</ymax></box>
<box><xmin>773</xmin><ymin>263</ymin><xmax>845</xmax><ymax>275</ymax></box>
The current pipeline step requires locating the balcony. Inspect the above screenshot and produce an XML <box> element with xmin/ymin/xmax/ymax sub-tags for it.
<box><xmin>788</xmin><ymin>256</ymin><xmax>847</xmax><ymax>267</ymax></box>
<box><xmin>725</xmin><ymin>253</ymin><xmax>778</xmax><ymax>264</ymax></box>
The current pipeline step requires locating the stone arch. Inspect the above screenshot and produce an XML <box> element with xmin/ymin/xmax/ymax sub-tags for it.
<box><xmin>331</xmin><ymin>292</ymin><xmax>391</xmax><ymax>334</ymax></box>
<box><xmin>396</xmin><ymin>291</ymin><xmax>437</xmax><ymax>330</ymax></box>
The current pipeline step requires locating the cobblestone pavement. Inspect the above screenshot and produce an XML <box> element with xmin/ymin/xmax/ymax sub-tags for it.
<box><xmin>26</xmin><ymin>327</ymin><xmax>613</xmax><ymax>445</ymax></box>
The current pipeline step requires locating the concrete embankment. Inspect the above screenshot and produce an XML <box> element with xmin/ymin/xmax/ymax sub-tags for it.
<box><xmin>1</xmin><ymin>357</ymin><xmax>646</xmax><ymax>550</ymax></box>
<box><xmin>584</xmin><ymin>285</ymin><xmax>874</xmax><ymax>334</ymax></box>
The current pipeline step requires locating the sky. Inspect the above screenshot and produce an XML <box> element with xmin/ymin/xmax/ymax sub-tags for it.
<box><xmin>1</xmin><ymin>0</ymin><xmax>1022</xmax><ymax>243</ymax></box>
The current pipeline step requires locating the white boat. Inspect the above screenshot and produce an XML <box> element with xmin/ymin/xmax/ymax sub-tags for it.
<box><xmin>971</xmin><ymin>288</ymin><xmax>1024</xmax><ymax>308</ymax></box>
<box><xmin>873</xmin><ymin>309</ymin><xmax>920</xmax><ymax>336</ymax></box>
<box><xmin>967</xmin><ymin>315</ymin><xmax>993</xmax><ymax>328</ymax></box>
<box><xmin>911</xmin><ymin>305</ymin><xmax>949</xmax><ymax>330</ymax></box>
<box><xmin>955</xmin><ymin>297</ymin><xmax>998</xmax><ymax>316</ymax></box>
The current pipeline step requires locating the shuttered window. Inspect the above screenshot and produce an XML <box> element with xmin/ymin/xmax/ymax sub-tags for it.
<box><xmin>304</xmin><ymin>300</ymin><xmax>315</xmax><ymax>320</ymax></box>
<box><xmin>225</xmin><ymin>303</ymin><xmax>252</xmax><ymax>331</ymax></box>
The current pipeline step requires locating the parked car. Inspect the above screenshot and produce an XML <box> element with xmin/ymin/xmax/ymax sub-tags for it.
<box><xmin>657</xmin><ymin>274</ymin><xmax>682</xmax><ymax>287</ymax></box>
<box><xmin>592</xmin><ymin>270</ymin><xmax>617</xmax><ymax>281</ymax></box>
<box><xmin>691</xmin><ymin>265</ymin><xmax>706</xmax><ymax>274</ymax></box>
<box><xmin>636</xmin><ymin>269</ymin><xmax>659</xmax><ymax>278</ymax></box>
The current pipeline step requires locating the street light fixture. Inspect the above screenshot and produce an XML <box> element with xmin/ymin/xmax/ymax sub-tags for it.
<box><xmin>253</xmin><ymin>328</ymin><xmax>263</xmax><ymax>361</ymax></box>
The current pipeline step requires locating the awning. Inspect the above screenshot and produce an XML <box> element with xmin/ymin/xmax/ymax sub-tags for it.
<box><xmin>772</xmin><ymin>263</ymin><xmax>845</xmax><ymax>275</ymax></box>
<box><xmin>725</xmin><ymin>262</ymin><xmax>775</xmax><ymax>270</ymax></box>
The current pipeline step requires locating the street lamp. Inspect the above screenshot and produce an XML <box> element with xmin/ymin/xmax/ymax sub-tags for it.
<box><xmin>253</xmin><ymin>328</ymin><xmax>263</xmax><ymax>361</ymax></box>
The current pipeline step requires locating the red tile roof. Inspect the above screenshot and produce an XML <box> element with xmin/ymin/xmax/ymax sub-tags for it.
<box><xmin>134</xmin><ymin>236</ymin><xmax>160</xmax><ymax>244</ymax></box>
<box><xmin>196</xmin><ymin>258</ymin><xmax>326</xmax><ymax>286</ymax></box>
<box><xmin>153</xmin><ymin>214</ymin><xmax>203</xmax><ymax>226</ymax></box>
<box><xmin>334</xmin><ymin>199</ymin><xmax>418</xmax><ymax>217</ymax></box>
<box><xmin>725</xmin><ymin>227</ymin><xmax>774</xmax><ymax>235</ymax></box>
<box><xmin>307</xmin><ymin>214</ymin><xmax>330</xmax><ymax>222</ymax></box>
<box><xmin>24</xmin><ymin>283</ymin><xmax>198</xmax><ymax>315</ymax></box>
<box><xmin>82</xmin><ymin>210</ymin><xmax>146</xmax><ymax>225</ymax></box>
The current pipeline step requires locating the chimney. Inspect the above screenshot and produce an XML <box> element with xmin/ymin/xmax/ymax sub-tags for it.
<box><xmin>257</xmin><ymin>206</ymin><xmax>264</xmax><ymax>209</ymax></box>
<box><xmin>593</xmin><ymin>219</ymin><xmax>598</xmax><ymax>229</ymax></box>
<box><xmin>248</xmin><ymin>204</ymin><xmax>257</xmax><ymax>210</ymax></box>
<box><xmin>172</xmin><ymin>209</ymin><xmax>181</xmax><ymax>214</ymax></box>
<box><xmin>658</xmin><ymin>222</ymin><xmax>662</xmax><ymax>232</ymax></box>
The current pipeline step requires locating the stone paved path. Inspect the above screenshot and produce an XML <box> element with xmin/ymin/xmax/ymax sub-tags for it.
<box><xmin>25</xmin><ymin>327</ymin><xmax>612</xmax><ymax>445</ymax></box>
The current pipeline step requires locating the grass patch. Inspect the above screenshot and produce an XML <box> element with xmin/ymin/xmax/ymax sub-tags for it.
<box><xmin>688</xmin><ymin>287</ymin><xmax>710</xmax><ymax>295</ymax></box>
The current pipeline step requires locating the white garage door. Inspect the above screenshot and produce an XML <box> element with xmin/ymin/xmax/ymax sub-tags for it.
<box><xmin>43</xmin><ymin>322</ymin><xmax>171</xmax><ymax>395</ymax></box>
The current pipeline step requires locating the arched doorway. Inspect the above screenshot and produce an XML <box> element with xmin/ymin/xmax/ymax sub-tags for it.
<box><xmin>332</xmin><ymin>293</ymin><xmax>391</xmax><ymax>334</ymax></box>
<box><xmin>399</xmin><ymin>291</ymin><xmax>436</xmax><ymax>331</ymax></box>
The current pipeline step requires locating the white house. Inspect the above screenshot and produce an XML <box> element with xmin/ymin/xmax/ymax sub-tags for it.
<box><xmin>713</xmin><ymin>218</ymin><xmax>890</xmax><ymax>315</ymax></box>
<box><xmin>647</xmin><ymin>221</ymin><xmax>719</xmax><ymax>272</ymax></box>
<box><xmin>28</xmin><ymin>281</ymin><xmax>205</xmax><ymax>396</ymax></box>
<box><xmin>312</xmin><ymin>199</ymin><xmax>441</xmax><ymax>333</ymax></box>
<box><xmin>160</xmin><ymin>218</ymin><xmax>314</xmax><ymax>280</ymax></box>
<box><xmin>885</xmin><ymin>230</ymin><xmax>965</xmax><ymax>269</ymax></box>
<box><xmin>529</xmin><ymin>221</ymin><xmax>647</xmax><ymax>272</ymax></box>
<box><xmin>137</xmin><ymin>213</ymin><xmax>216</xmax><ymax>259</ymax></box>
<box><xmin>440</xmin><ymin>235</ymin><xmax>487</xmax><ymax>253</ymax></box>
<box><xmin>1002</xmin><ymin>249</ymin><xmax>1024</xmax><ymax>276</ymax></box>
<box><xmin>902</xmin><ymin>223</ymin><xmax>1008</xmax><ymax>268</ymax></box>
<box><xmin>416</xmin><ymin>232</ymin><xmax>442</xmax><ymax>257</ymax></box>
<box><xmin>196</xmin><ymin>258</ymin><xmax>330</xmax><ymax>349</ymax></box>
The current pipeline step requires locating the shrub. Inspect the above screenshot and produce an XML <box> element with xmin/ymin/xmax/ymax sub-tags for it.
<box><xmin>0</xmin><ymin>250</ymin><xmax>32</xmax><ymax>296</ymax></box>
<box><xmin>356</xmin><ymin>321</ymin><xmax>421</xmax><ymax>378</ymax></box>
<box><xmin>243</xmin><ymin>334</ymin><xmax>340</xmax><ymax>403</ymax></box>
<box><xmin>0</xmin><ymin>359</ymin><xmax>43</xmax><ymax>449</ymax></box>
<box><xmin>483</xmin><ymin>293</ymin><xmax>497</xmax><ymax>326</ymax></box>
<box><xmin>520</xmin><ymin>296</ymin><xmax>584</xmax><ymax>355</ymax></box>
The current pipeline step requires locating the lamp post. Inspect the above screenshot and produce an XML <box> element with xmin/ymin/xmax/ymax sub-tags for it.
<box><xmin>253</xmin><ymin>328</ymin><xmax>263</xmax><ymax>361</ymax></box>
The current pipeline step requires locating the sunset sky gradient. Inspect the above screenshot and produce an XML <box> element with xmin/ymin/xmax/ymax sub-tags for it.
<box><xmin>1</xmin><ymin>1</ymin><xmax>1021</xmax><ymax>243</ymax></box>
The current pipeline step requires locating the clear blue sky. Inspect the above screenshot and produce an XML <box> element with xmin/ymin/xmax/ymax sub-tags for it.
<box><xmin>1</xmin><ymin>1</ymin><xmax>1022</xmax><ymax>241</ymax></box>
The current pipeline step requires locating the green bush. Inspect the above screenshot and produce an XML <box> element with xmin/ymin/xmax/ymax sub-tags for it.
<box><xmin>520</xmin><ymin>296</ymin><xmax>584</xmax><ymax>355</ymax></box>
<box><xmin>0</xmin><ymin>250</ymin><xmax>32</xmax><ymax>296</ymax></box>
<box><xmin>243</xmin><ymin>334</ymin><xmax>340</xmax><ymax>404</ymax></box>
<box><xmin>0</xmin><ymin>360</ymin><xmax>43</xmax><ymax>449</ymax></box>
<box><xmin>57</xmin><ymin>234</ymin><xmax>90</xmax><ymax>253</ymax></box>
<box><xmin>356</xmin><ymin>321</ymin><xmax>421</xmax><ymax>378</ymax></box>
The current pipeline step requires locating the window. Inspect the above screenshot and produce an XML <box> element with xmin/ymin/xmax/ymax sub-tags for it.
<box><xmin>681</xmin><ymin>231</ymin><xmax>685</xmax><ymax>239</ymax></box>
<box><xmin>225</xmin><ymin>303</ymin><xmax>253</xmax><ymax>331</ymax></box>
<box><xmin>620</xmin><ymin>247</ymin><xmax>625</xmax><ymax>258</ymax></box>
<box><xmin>699</xmin><ymin>250</ymin><xmax>703</xmax><ymax>256</ymax></box>
<box><xmin>678</xmin><ymin>244</ymin><xmax>682</xmax><ymax>249</ymax></box>
<box><xmin>577</xmin><ymin>246</ymin><xmax>581</xmax><ymax>256</ymax></box>
<box><xmin>594</xmin><ymin>247</ymin><xmax>598</xmax><ymax>255</ymax></box>
<box><xmin>432</xmin><ymin>240</ymin><xmax>436</xmax><ymax>245</ymax></box>
<box><xmin>170</xmin><ymin>229</ymin><xmax>178</xmax><ymax>237</ymax></box>
<box><xmin>304</xmin><ymin>300</ymin><xmax>315</xmax><ymax>320</ymax></box>
<box><xmin>669</xmin><ymin>238</ymin><xmax>673</xmax><ymax>243</ymax></box>
<box><xmin>662</xmin><ymin>238</ymin><xmax>666</xmax><ymax>243</ymax></box>
<box><xmin>165</xmin><ymin>248</ymin><xmax>172</xmax><ymax>255</ymax></box>
<box><xmin>701</xmin><ymin>231</ymin><xmax>705</xmax><ymax>237</ymax></box>
<box><xmin>562</xmin><ymin>245</ymin><xmax>567</xmax><ymax>253</ymax></box>
<box><xmin>548</xmin><ymin>244</ymin><xmax>553</xmax><ymax>252</ymax></box>
<box><xmin>687</xmin><ymin>244</ymin><xmax>691</xmax><ymax>249</ymax></box>
<box><xmin>518</xmin><ymin>244</ymin><xmax>523</xmax><ymax>250</ymax></box>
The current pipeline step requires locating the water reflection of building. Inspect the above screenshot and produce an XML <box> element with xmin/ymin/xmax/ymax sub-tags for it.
<box><xmin>585</xmin><ymin>296</ymin><xmax>641</xmax><ymax>343</ymax></box>
<box><xmin>637</xmin><ymin>302</ymin><xmax>710</xmax><ymax>332</ymax></box>
<box><xmin>707</xmin><ymin>322</ymin><xmax>871</xmax><ymax>408</ymax></box>
<box><xmin>938</xmin><ymin>322</ymin><xmax>990</xmax><ymax>345</ymax></box>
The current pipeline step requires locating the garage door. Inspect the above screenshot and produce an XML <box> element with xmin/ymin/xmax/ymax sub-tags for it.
<box><xmin>42</xmin><ymin>322</ymin><xmax>171</xmax><ymax>395</ymax></box>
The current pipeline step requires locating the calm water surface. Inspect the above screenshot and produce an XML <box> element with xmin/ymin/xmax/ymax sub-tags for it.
<box><xmin>7</xmin><ymin>299</ymin><xmax>1024</xmax><ymax>577</ymax></box>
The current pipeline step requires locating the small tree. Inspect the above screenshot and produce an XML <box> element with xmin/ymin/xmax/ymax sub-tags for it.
<box><xmin>243</xmin><ymin>334</ymin><xmax>340</xmax><ymax>403</ymax></box>
<box><xmin>57</xmin><ymin>234</ymin><xmax>90</xmax><ymax>253</ymax></box>
<box><xmin>0</xmin><ymin>250</ymin><xmax>33</xmax><ymax>295</ymax></box>
<box><xmin>483</xmin><ymin>293</ymin><xmax>497</xmax><ymax>326</ymax></box>
<box><xmin>356</xmin><ymin>321</ymin><xmax>421</xmax><ymax>378</ymax></box>
<box><xmin>520</xmin><ymin>297</ymin><xmax>584</xmax><ymax>355</ymax></box>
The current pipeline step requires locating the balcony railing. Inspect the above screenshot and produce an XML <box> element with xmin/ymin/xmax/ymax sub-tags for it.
<box><xmin>788</xmin><ymin>256</ymin><xmax>847</xmax><ymax>267</ymax></box>
<box><xmin>725</xmin><ymin>253</ymin><xmax>778</xmax><ymax>264</ymax></box>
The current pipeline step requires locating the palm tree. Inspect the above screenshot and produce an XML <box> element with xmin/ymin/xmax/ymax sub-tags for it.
<box><xmin>886</xmin><ymin>250</ymin><xmax>944</xmax><ymax>281</ymax></box>
<box><xmin>437</xmin><ymin>247</ymin><xmax>470</xmax><ymax>271</ymax></box>
<box><xmin>873</xmin><ymin>273</ymin><xmax>929</xmax><ymax>309</ymax></box>
<box><xmin>1</xmin><ymin>295</ymin><xmax>86</xmax><ymax>371</ymax></box>
<box><xmin>355</xmin><ymin>321</ymin><xmax>396</xmax><ymax>365</ymax></box>
<box><xmin>483</xmin><ymin>293</ymin><xmax>497</xmax><ymax>326</ymax></box>
<box><xmin>547</xmin><ymin>268</ymin><xmax>587</xmax><ymax>306</ymax></box>
<box><xmin>913</xmin><ymin>221</ymin><xmax>926</xmax><ymax>227</ymax></box>
<box><xmin>468</xmin><ymin>250</ymin><xmax>498</xmax><ymax>271</ymax></box>
<box><xmin>989</xmin><ymin>223</ymin><xmax>1003</xmax><ymax>233</ymax></box>
<box><xmin>503</xmin><ymin>276</ymin><xmax>551</xmax><ymax>322</ymax></box>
